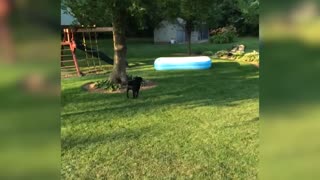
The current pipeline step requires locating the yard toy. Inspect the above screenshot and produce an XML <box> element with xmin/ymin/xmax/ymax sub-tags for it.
<box><xmin>61</xmin><ymin>26</ymin><xmax>113</xmax><ymax>77</ymax></box>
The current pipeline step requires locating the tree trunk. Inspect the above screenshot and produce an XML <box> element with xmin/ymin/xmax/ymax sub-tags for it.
<box><xmin>109</xmin><ymin>9</ymin><xmax>127</xmax><ymax>84</ymax></box>
<box><xmin>187</xmin><ymin>30</ymin><xmax>192</xmax><ymax>55</ymax></box>
<box><xmin>185</xmin><ymin>21</ymin><xmax>193</xmax><ymax>56</ymax></box>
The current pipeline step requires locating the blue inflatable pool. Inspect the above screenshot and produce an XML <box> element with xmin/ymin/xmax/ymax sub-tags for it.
<box><xmin>154</xmin><ymin>56</ymin><xmax>212</xmax><ymax>70</ymax></box>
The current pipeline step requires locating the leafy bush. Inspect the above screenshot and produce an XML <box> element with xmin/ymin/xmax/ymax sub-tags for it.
<box><xmin>210</xmin><ymin>26</ymin><xmax>237</xmax><ymax>44</ymax></box>
<box><xmin>215</xmin><ymin>49</ymin><xmax>259</xmax><ymax>62</ymax></box>
<box><xmin>215</xmin><ymin>50</ymin><xmax>229</xmax><ymax>58</ymax></box>
<box><xmin>231</xmin><ymin>50</ymin><xmax>246</xmax><ymax>60</ymax></box>
<box><xmin>202</xmin><ymin>51</ymin><xmax>214</xmax><ymax>56</ymax></box>
<box><xmin>238</xmin><ymin>50</ymin><xmax>259</xmax><ymax>62</ymax></box>
<box><xmin>210</xmin><ymin>26</ymin><xmax>236</xmax><ymax>36</ymax></box>
<box><xmin>191</xmin><ymin>50</ymin><xmax>202</xmax><ymax>55</ymax></box>
<box><xmin>210</xmin><ymin>34</ymin><xmax>229</xmax><ymax>44</ymax></box>
<box><xmin>94</xmin><ymin>80</ymin><xmax>121</xmax><ymax>91</ymax></box>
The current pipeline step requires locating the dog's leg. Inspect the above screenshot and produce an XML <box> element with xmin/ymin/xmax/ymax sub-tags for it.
<box><xmin>127</xmin><ymin>89</ymin><xmax>130</xmax><ymax>98</ymax></box>
<box><xmin>133</xmin><ymin>90</ymin><xmax>136</xmax><ymax>98</ymax></box>
<box><xmin>134</xmin><ymin>90</ymin><xmax>138</xmax><ymax>98</ymax></box>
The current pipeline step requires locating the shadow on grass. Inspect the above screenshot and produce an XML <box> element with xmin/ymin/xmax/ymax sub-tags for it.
<box><xmin>221</xmin><ymin>117</ymin><xmax>259</xmax><ymax>130</ymax></box>
<box><xmin>62</xmin><ymin>61</ymin><xmax>258</xmax><ymax>123</ymax></box>
<box><xmin>62</xmin><ymin>124</ymin><xmax>162</xmax><ymax>150</ymax></box>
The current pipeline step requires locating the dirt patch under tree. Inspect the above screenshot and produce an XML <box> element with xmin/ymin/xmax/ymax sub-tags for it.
<box><xmin>82</xmin><ymin>80</ymin><xmax>157</xmax><ymax>94</ymax></box>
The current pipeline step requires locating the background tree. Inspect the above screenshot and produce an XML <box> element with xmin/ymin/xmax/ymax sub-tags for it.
<box><xmin>237</xmin><ymin>0</ymin><xmax>259</xmax><ymax>36</ymax></box>
<box><xmin>206</xmin><ymin>0</ymin><xmax>259</xmax><ymax>36</ymax></box>
<box><xmin>207</xmin><ymin>0</ymin><xmax>242</xmax><ymax>29</ymax></box>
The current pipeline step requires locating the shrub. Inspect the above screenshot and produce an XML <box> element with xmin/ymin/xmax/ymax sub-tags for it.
<box><xmin>215</xmin><ymin>50</ymin><xmax>229</xmax><ymax>58</ymax></box>
<box><xmin>231</xmin><ymin>50</ymin><xmax>245</xmax><ymax>60</ymax></box>
<box><xmin>193</xmin><ymin>50</ymin><xmax>202</xmax><ymax>55</ymax></box>
<box><xmin>210</xmin><ymin>34</ymin><xmax>229</xmax><ymax>44</ymax></box>
<box><xmin>215</xmin><ymin>49</ymin><xmax>259</xmax><ymax>62</ymax></box>
<box><xmin>202</xmin><ymin>51</ymin><xmax>214</xmax><ymax>56</ymax></box>
<box><xmin>210</xmin><ymin>26</ymin><xmax>236</xmax><ymax>36</ymax></box>
<box><xmin>210</xmin><ymin>25</ymin><xmax>237</xmax><ymax>44</ymax></box>
<box><xmin>238</xmin><ymin>50</ymin><xmax>259</xmax><ymax>62</ymax></box>
<box><xmin>94</xmin><ymin>80</ymin><xmax>121</xmax><ymax>91</ymax></box>
<box><xmin>232</xmin><ymin>53</ymin><xmax>243</xmax><ymax>60</ymax></box>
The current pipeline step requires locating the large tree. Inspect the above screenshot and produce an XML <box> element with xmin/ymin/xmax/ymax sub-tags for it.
<box><xmin>62</xmin><ymin>0</ymin><xmax>159</xmax><ymax>84</ymax></box>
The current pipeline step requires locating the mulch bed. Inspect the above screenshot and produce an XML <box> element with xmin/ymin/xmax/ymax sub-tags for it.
<box><xmin>82</xmin><ymin>80</ymin><xmax>157</xmax><ymax>94</ymax></box>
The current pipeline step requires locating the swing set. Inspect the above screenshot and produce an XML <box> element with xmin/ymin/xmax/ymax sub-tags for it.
<box><xmin>61</xmin><ymin>25</ymin><xmax>113</xmax><ymax>77</ymax></box>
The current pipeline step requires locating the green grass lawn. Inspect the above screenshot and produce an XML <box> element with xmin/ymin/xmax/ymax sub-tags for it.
<box><xmin>61</xmin><ymin>37</ymin><xmax>259</xmax><ymax>179</ymax></box>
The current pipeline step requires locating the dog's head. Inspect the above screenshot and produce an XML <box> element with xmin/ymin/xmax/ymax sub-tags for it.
<box><xmin>134</xmin><ymin>76</ymin><xmax>143</xmax><ymax>83</ymax></box>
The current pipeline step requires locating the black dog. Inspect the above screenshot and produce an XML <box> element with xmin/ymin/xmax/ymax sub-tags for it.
<box><xmin>127</xmin><ymin>77</ymin><xmax>143</xmax><ymax>98</ymax></box>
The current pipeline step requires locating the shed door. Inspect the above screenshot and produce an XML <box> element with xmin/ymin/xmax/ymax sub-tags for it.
<box><xmin>176</xmin><ymin>30</ymin><xmax>185</xmax><ymax>43</ymax></box>
<box><xmin>201</xmin><ymin>29</ymin><xmax>209</xmax><ymax>40</ymax></box>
